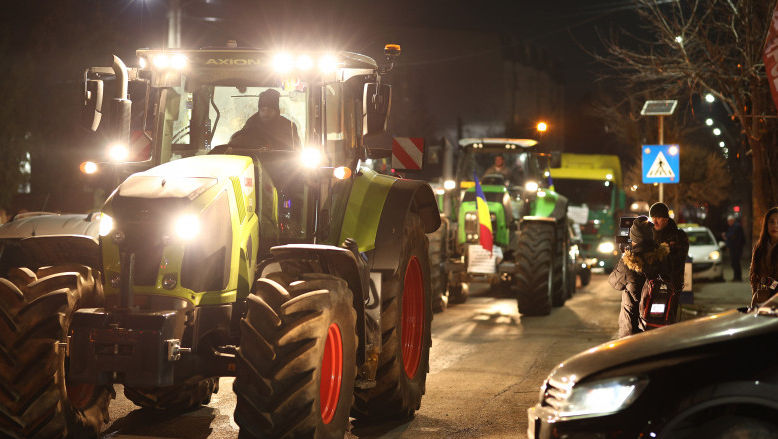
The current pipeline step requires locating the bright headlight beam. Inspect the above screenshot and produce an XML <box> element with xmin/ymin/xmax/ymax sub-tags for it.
<box><xmin>296</xmin><ymin>54</ymin><xmax>314</xmax><ymax>70</ymax></box>
<box><xmin>98</xmin><ymin>213</ymin><xmax>114</xmax><ymax>237</ymax></box>
<box><xmin>443</xmin><ymin>180</ymin><xmax>456</xmax><ymax>190</ymax></box>
<box><xmin>171</xmin><ymin>53</ymin><xmax>188</xmax><ymax>69</ymax></box>
<box><xmin>597</xmin><ymin>241</ymin><xmax>615</xmax><ymax>254</ymax></box>
<box><xmin>556</xmin><ymin>376</ymin><xmax>648</xmax><ymax>419</ymax></box>
<box><xmin>273</xmin><ymin>52</ymin><xmax>294</xmax><ymax>73</ymax></box>
<box><xmin>108</xmin><ymin>144</ymin><xmax>129</xmax><ymax>162</ymax></box>
<box><xmin>301</xmin><ymin>147</ymin><xmax>323</xmax><ymax>168</ymax></box>
<box><xmin>153</xmin><ymin>54</ymin><xmax>170</xmax><ymax>69</ymax></box>
<box><xmin>175</xmin><ymin>214</ymin><xmax>201</xmax><ymax>240</ymax></box>
<box><xmin>318</xmin><ymin>54</ymin><xmax>338</xmax><ymax>73</ymax></box>
<box><xmin>525</xmin><ymin>181</ymin><xmax>539</xmax><ymax>192</ymax></box>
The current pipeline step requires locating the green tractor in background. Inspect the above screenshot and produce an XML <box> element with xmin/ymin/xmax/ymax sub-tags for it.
<box><xmin>445</xmin><ymin>138</ymin><xmax>574</xmax><ymax>315</ymax></box>
<box><xmin>550</xmin><ymin>153</ymin><xmax>625</xmax><ymax>276</ymax></box>
<box><xmin>0</xmin><ymin>44</ymin><xmax>440</xmax><ymax>439</ymax></box>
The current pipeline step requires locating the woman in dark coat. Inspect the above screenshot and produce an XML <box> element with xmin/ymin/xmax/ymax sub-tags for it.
<box><xmin>749</xmin><ymin>207</ymin><xmax>778</xmax><ymax>307</ymax></box>
<box><xmin>609</xmin><ymin>216</ymin><xmax>671</xmax><ymax>338</ymax></box>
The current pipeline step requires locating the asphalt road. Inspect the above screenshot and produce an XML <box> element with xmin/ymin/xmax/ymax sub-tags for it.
<box><xmin>101</xmin><ymin>274</ymin><xmax>621</xmax><ymax>439</ymax></box>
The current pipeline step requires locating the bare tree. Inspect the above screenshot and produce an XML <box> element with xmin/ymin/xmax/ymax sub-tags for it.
<box><xmin>597</xmin><ymin>0</ymin><xmax>778</xmax><ymax>237</ymax></box>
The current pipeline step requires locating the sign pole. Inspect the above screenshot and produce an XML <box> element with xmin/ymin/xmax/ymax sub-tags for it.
<box><xmin>658</xmin><ymin>115</ymin><xmax>664</xmax><ymax>203</ymax></box>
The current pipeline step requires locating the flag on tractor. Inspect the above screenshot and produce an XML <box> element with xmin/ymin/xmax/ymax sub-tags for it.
<box><xmin>473</xmin><ymin>172</ymin><xmax>493</xmax><ymax>254</ymax></box>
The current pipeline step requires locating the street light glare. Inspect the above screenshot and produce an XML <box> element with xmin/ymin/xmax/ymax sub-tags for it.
<box><xmin>705</xmin><ymin>93</ymin><xmax>715</xmax><ymax>103</ymax></box>
<box><xmin>719</xmin><ymin>141</ymin><xmax>725</xmax><ymax>148</ymax></box>
<box><xmin>713</xmin><ymin>128</ymin><xmax>722</xmax><ymax>136</ymax></box>
<box><xmin>674</xmin><ymin>35</ymin><xmax>683</xmax><ymax>43</ymax></box>
<box><xmin>536</xmin><ymin>121</ymin><xmax>548</xmax><ymax>133</ymax></box>
<box><xmin>705</xmin><ymin>118</ymin><xmax>713</xmax><ymax>126</ymax></box>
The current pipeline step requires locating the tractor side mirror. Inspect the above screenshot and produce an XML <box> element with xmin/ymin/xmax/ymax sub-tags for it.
<box><xmin>83</xmin><ymin>78</ymin><xmax>104</xmax><ymax>132</ymax></box>
<box><xmin>363</xmin><ymin>83</ymin><xmax>391</xmax><ymax>136</ymax></box>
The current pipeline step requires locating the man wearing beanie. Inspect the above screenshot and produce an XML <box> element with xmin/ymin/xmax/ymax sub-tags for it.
<box><xmin>650</xmin><ymin>202</ymin><xmax>689</xmax><ymax>292</ymax></box>
<box><xmin>229</xmin><ymin>89</ymin><xmax>301</xmax><ymax>148</ymax></box>
<box><xmin>609</xmin><ymin>216</ymin><xmax>671</xmax><ymax>337</ymax></box>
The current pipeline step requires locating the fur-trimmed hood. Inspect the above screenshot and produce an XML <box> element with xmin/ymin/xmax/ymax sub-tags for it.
<box><xmin>622</xmin><ymin>243</ymin><xmax>670</xmax><ymax>273</ymax></box>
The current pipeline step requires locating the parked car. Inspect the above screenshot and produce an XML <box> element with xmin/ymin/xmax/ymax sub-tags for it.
<box><xmin>679</xmin><ymin>223</ymin><xmax>724</xmax><ymax>281</ymax></box>
<box><xmin>527</xmin><ymin>301</ymin><xmax>778</xmax><ymax>439</ymax></box>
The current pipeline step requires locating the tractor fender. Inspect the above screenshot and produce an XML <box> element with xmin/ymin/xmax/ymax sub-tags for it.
<box><xmin>268</xmin><ymin>244</ymin><xmax>368</xmax><ymax>352</ymax></box>
<box><xmin>371</xmin><ymin>178</ymin><xmax>441</xmax><ymax>273</ymax></box>
<box><xmin>524</xmin><ymin>192</ymin><xmax>568</xmax><ymax>223</ymax></box>
<box><xmin>7</xmin><ymin>235</ymin><xmax>102</xmax><ymax>273</ymax></box>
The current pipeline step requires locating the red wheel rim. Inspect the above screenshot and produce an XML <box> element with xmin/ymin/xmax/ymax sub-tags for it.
<box><xmin>67</xmin><ymin>382</ymin><xmax>95</xmax><ymax>410</ymax></box>
<box><xmin>320</xmin><ymin>323</ymin><xmax>343</xmax><ymax>424</ymax></box>
<box><xmin>402</xmin><ymin>256</ymin><xmax>424</xmax><ymax>378</ymax></box>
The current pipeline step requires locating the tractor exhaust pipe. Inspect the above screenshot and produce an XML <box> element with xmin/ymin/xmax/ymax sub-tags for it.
<box><xmin>112</xmin><ymin>55</ymin><xmax>128</xmax><ymax>100</ymax></box>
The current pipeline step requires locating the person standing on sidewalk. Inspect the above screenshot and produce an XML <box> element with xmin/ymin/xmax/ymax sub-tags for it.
<box><xmin>722</xmin><ymin>215</ymin><xmax>746</xmax><ymax>281</ymax></box>
<box><xmin>650</xmin><ymin>202</ymin><xmax>689</xmax><ymax>293</ymax></box>
<box><xmin>609</xmin><ymin>217</ymin><xmax>671</xmax><ymax>337</ymax></box>
<box><xmin>749</xmin><ymin>207</ymin><xmax>778</xmax><ymax>307</ymax></box>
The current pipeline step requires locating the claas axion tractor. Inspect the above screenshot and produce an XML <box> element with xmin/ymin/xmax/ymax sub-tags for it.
<box><xmin>0</xmin><ymin>43</ymin><xmax>440</xmax><ymax>438</ymax></box>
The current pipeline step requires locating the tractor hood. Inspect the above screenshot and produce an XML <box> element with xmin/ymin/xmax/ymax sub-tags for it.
<box><xmin>545</xmin><ymin>308</ymin><xmax>778</xmax><ymax>388</ymax></box>
<box><xmin>0</xmin><ymin>212</ymin><xmax>100</xmax><ymax>240</ymax></box>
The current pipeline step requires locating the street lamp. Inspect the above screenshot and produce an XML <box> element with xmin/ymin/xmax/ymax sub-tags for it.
<box><xmin>719</xmin><ymin>141</ymin><xmax>725</xmax><ymax>148</ymax></box>
<box><xmin>713</xmin><ymin>128</ymin><xmax>722</xmax><ymax>136</ymax></box>
<box><xmin>705</xmin><ymin>93</ymin><xmax>715</xmax><ymax>103</ymax></box>
<box><xmin>674</xmin><ymin>35</ymin><xmax>683</xmax><ymax>44</ymax></box>
<box><xmin>705</xmin><ymin>118</ymin><xmax>713</xmax><ymax>126</ymax></box>
<box><xmin>536</xmin><ymin>121</ymin><xmax>548</xmax><ymax>133</ymax></box>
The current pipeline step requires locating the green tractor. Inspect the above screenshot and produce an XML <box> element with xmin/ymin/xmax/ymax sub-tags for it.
<box><xmin>0</xmin><ymin>44</ymin><xmax>440</xmax><ymax>438</ymax></box>
<box><xmin>446</xmin><ymin>138</ymin><xmax>574</xmax><ymax>315</ymax></box>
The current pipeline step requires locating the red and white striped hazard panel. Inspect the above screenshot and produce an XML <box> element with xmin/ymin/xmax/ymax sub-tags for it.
<box><xmin>392</xmin><ymin>137</ymin><xmax>424</xmax><ymax>170</ymax></box>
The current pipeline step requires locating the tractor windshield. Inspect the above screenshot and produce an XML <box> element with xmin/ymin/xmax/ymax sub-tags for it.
<box><xmin>458</xmin><ymin>148</ymin><xmax>540</xmax><ymax>187</ymax></box>
<box><xmin>157</xmin><ymin>76</ymin><xmax>310</xmax><ymax>160</ymax></box>
<box><xmin>552</xmin><ymin>179</ymin><xmax>613</xmax><ymax>210</ymax></box>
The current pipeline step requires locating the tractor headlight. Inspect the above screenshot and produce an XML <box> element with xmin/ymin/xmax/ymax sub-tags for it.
<box><xmin>597</xmin><ymin>241</ymin><xmax>615</xmax><ymax>254</ymax></box>
<box><xmin>174</xmin><ymin>214</ymin><xmax>201</xmax><ymax>240</ymax></box>
<box><xmin>300</xmin><ymin>147</ymin><xmax>323</xmax><ymax>168</ymax></box>
<box><xmin>98</xmin><ymin>213</ymin><xmax>114</xmax><ymax>237</ymax></box>
<box><xmin>708</xmin><ymin>250</ymin><xmax>721</xmax><ymax>261</ymax></box>
<box><xmin>525</xmin><ymin>181</ymin><xmax>539</xmax><ymax>192</ymax></box>
<box><xmin>465</xmin><ymin>212</ymin><xmax>477</xmax><ymax>221</ymax></box>
<box><xmin>553</xmin><ymin>376</ymin><xmax>648</xmax><ymax>419</ymax></box>
<box><xmin>443</xmin><ymin>179</ymin><xmax>456</xmax><ymax>190</ymax></box>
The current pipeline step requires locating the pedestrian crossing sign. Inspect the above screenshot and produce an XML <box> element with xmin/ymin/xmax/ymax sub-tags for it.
<box><xmin>642</xmin><ymin>144</ymin><xmax>679</xmax><ymax>184</ymax></box>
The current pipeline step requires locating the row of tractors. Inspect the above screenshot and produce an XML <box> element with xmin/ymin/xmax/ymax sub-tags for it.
<box><xmin>0</xmin><ymin>40</ymin><xmax>622</xmax><ymax>439</ymax></box>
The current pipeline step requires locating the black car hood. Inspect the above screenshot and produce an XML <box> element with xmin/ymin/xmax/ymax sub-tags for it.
<box><xmin>548</xmin><ymin>309</ymin><xmax>778</xmax><ymax>387</ymax></box>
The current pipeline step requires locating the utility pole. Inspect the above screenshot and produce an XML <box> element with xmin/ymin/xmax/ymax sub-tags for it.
<box><xmin>167</xmin><ymin>0</ymin><xmax>182</xmax><ymax>49</ymax></box>
<box><xmin>658</xmin><ymin>115</ymin><xmax>664</xmax><ymax>203</ymax></box>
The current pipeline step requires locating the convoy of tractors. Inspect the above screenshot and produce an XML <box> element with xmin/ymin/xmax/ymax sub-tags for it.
<box><xmin>0</xmin><ymin>40</ymin><xmax>609</xmax><ymax>438</ymax></box>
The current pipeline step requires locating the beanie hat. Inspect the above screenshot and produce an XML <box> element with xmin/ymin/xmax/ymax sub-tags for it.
<box><xmin>629</xmin><ymin>216</ymin><xmax>654</xmax><ymax>247</ymax></box>
<box><xmin>649</xmin><ymin>202</ymin><xmax>670</xmax><ymax>218</ymax></box>
<box><xmin>258</xmin><ymin>89</ymin><xmax>280</xmax><ymax>110</ymax></box>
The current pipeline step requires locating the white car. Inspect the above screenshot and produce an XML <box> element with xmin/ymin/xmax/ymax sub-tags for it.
<box><xmin>679</xmin><ymin>223</ymin><xmax>724</xmax><ymax>281</ymax></box>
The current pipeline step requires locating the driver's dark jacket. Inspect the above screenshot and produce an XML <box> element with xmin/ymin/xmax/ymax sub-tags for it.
<box><xmin>609</xmin><ymin>243</ymin><xmax>671</xmax><ymax>337</ymax></box>
<box><xmin>653</xmin><ymin>219</ymin><xmax>689</xmax><ymax>292</ymax></box>
<box><xmin>229</xmin><ymin>114</ymin><xmax>300</xmax><ymax>148</ymax></box>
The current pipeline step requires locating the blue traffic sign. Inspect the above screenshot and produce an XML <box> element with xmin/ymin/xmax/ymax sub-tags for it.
<box><xmin>642</xmin><ymin>144</ymin><xmax>680</xmax><ymax>184</ymax></box>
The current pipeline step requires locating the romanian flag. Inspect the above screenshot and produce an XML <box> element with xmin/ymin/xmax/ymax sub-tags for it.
<box><xmin>473</xmin><ymin>172</ymin><xmax>493</xmax><ymax>254</ymax></box>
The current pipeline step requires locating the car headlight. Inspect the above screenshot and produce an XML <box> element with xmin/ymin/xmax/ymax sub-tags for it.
<box><xmin>708</xmin><ymin>250</ymin><xmax>721</xmax><ymax>261</ymax></box>
<box><xmin>174</xmin><ymin>214</ymin><xmax>201</xmax><ymax>240</ymax></box>
<box><xmin>555</xmin><ymin>376</ymin><xmax>648</xmax><ymax>419</ymax></box>
<box><xmin>597</xmin><ymin>241</ymin><xmax>615</xmax><ymax>254</ymax></box>
<box><xmin>98</xmin><ymin>213</ymin><xmax>114</xmax><ymax>237</ymax></box>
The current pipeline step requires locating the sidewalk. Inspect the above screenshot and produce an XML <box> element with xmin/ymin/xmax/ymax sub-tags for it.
<box><xmin>679</xmin><ymin>263</ymin><xmax>751</xmax><ymax>320</ymax></box>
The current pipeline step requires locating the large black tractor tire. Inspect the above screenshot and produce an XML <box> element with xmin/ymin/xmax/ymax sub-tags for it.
<box><xmin>124</xmin><ymin>376</ymin><xmax>218</xmax><ymax>411</ymax></box>
<box><xmin>0</xmin><ymin>265</ymin><xmax>112</xmax><ymax>439</ymax></box>
<box><xmin>447</xmin><ymin>281</ymin><xmax>468</xmax><ymax>304</ymax></box>
<box><xmin>515</xmin><ymin>222</ymin><xmax>557</xmax><ymax>316</ymax></box>
<box><xmin>234</xmin><ymin>273</ymin><xmax>357</xmax><ymax>439</ymax></box>
<box><xmin>352</xmin><ymin>213</ymin><xmax>433</xmax><ymax>421</ymax></box>
<box><xmin>553</xmin><ymin>218</ymin><xmax>574</xmax><ymax>306</ymax></box>
<box><xmin>428</xmin><ymin>217</ymin><xmax>449</xmax><ymax>313</ymax></box>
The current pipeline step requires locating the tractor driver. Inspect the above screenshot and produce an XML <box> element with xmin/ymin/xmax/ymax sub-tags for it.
<box><xmin>229</xmin><ymin>89</ymin><xmax>301</xmax><ymax>149</ymax></box>
<box><xmin>483</xmin><ymin>154</ymin><xmax>512</xmax><ymax>179</ymax></box>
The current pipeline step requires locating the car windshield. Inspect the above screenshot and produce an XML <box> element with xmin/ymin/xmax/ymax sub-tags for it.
<box><xmin>552</xmin><ymin>179</ymin><xmax>613</xmax><ymax>210</ymax></box>
<box><xmin>686</xmin><ymin>230</ymin><xmax>715</xmax><ymax>246</ymax></box>
<box><xmin>458</xmin><ymin>148</ymin><xmax>540</xmax><ymax>187</ymax></box>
